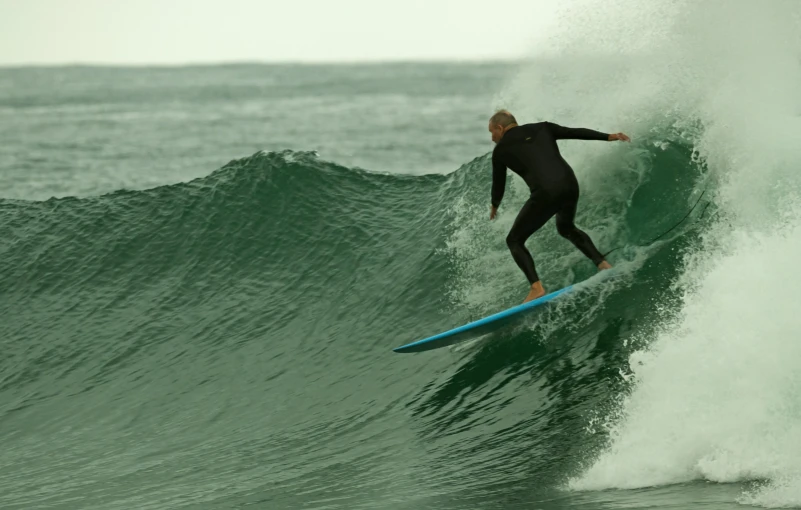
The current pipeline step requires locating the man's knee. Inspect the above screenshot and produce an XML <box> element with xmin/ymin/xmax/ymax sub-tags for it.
<box><xmin>506</xmin><ymin>233</ymin><xmax>521</xmax><ymax>250</ymax></box>
<box><xmin>556</xmin><ymin>220</ymin><xmax>575</xmax><ymax>238</ymax></box>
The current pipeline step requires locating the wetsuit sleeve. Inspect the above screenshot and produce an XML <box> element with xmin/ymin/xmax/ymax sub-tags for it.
<box><xmin>491</xmin><ymin>149</ymin><xmax>507</xmax><ymax>208</ymax></box>
<box><xmin>546</xmin><ymin>121</ymin><xmax>609</xmax><ymax>141</ymax></box>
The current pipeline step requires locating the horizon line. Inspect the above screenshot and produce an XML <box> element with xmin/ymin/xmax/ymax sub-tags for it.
<box><xmin>0</xmin><ymin>55</ymin><xmax>536</xmax><ymax>70</ymax></box>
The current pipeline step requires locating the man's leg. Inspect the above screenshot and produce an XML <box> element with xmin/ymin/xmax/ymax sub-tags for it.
<box><xmin>555</xmin><ymin>194</ymin><xmax>610</xmax><ymax>269</ymax></box>
<box><xmin>506</xmin><ymin>197</ymin><xmax>558</xmax><ymax>302</ymax></box>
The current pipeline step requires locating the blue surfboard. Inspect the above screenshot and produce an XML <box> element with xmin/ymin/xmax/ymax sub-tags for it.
<box><xmin>393</xmin><ymin>270</ymin><xmax>621</xmax><ymax>353</ymax></box>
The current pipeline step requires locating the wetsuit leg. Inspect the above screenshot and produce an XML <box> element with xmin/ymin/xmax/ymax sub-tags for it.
<box><xmin>554</xmin><ymin>191</ymin><xmax>606</xmax><ymax>266</ymax></box>
<box><xmin>506</xmin><ymin>196</ymin><xmax>559</xmax><ymax>284</ymax></box>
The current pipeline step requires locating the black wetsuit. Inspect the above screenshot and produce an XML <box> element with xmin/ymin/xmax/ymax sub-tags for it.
<box><xmin>491</xmin><ymin>122</ymin><xmax>608</xmax><ymax>284</ymax></box>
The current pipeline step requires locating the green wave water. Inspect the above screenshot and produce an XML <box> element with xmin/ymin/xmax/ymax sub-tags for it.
<box><xmin>0</xmin><ymin>136</ymin><xmax>709</xmax><ymax>508</ymax></box>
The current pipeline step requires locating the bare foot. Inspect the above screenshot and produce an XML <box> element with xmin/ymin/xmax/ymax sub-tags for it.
<box><xmin>523</xmin><ymin>281</ymin><xmax>546</xmax><ymax>303</ymax></box>
<box><xmin>597</xmin><ymin>260</ymin><xmax>613</xmax><ymax>271</ymax></box>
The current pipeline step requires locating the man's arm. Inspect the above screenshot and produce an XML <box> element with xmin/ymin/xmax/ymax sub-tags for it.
<box><xmin>490</xmin><ymin>150</ymin><xmax>506</xmax><ymax>220</ymax></box>
<box><xmin>546</xmin><ymin>121</ymin><xmax>629</xmax><ymax>142</ymax></box>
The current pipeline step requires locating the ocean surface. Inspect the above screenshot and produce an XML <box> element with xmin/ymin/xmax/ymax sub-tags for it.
<box><xmin>2</xmin><ymin>1</ymin><xmax>801</xmax><ymax>509</ymax></box>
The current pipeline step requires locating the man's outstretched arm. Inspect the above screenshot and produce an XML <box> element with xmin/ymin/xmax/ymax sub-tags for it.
<box><xmin>546</xmin><ymin>121</ymin><xmax>630</xmax><ymax>142</ymax></box>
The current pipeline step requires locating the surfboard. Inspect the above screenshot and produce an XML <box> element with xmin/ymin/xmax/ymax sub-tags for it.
<box><xmin>392</xmin><ymin>269</ymin><xmax>621</xmax><ymax>353</ymax></box>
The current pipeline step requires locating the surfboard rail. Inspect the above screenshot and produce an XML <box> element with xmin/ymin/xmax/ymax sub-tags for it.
<box><xmin>392</xmin><ymin>268</ymin><xmax>624</xmax><ymax>353</ymax></box>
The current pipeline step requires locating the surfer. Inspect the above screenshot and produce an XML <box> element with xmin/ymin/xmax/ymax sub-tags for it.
<box><xmin>488</xmin><ymin>110</ymin><xmax>630</xmax><ymax>303</ymax></box>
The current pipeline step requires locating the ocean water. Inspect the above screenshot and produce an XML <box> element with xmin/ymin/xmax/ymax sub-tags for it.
<box><xmin>2</xmin><ymin>1</ymin><xmax>801</xmax><ymax>509</ymax></box>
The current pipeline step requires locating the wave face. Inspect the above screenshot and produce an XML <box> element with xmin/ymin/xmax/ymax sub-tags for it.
<box><xmin>0</xmin><ymin>132</ymin><xmax>706</xmax><ymax>508</ymax></box>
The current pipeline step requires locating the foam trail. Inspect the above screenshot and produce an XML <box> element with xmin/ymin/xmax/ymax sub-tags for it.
<box><xmin>571</xmin><ymin>214</ymin><xmax>801</xmax><ymax>492</ymax></box>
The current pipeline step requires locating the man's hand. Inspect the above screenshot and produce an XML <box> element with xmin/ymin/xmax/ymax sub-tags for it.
<box><xmin>609</xmin><ymin>132</ymin><xmax>631</xmax><ymax>142</ymax></box>
<box><xmin>490</xmin><ymin>205</ymin><xmax>498</xmax><ymax>220</ymax></box>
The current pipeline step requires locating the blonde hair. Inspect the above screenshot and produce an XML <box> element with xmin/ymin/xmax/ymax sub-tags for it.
<box><xmin>489</xmin><ymin>109</ymin><xmax>517</xmax><ymax>128</ymax></box>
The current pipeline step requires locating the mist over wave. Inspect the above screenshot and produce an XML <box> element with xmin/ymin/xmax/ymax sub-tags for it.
<box><xmin>499</xmin><ymin>1</ymin><xmax>801</xmax><ymax>507</ymax></box>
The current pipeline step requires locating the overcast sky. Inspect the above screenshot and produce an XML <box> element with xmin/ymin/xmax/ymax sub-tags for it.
<box><xmin>0</xmin><ymin>0</ymin><xmax>570</xmax><ymax>65</ymax></box>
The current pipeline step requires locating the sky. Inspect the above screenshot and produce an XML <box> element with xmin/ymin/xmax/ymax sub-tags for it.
<box><xmin>0</xmin><ymin>0</ymin><xmax>569</xmax><ymax>65</ymax></box>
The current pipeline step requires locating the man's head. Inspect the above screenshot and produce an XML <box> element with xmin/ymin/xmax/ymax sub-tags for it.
<box><xmin>488</xmin><ymin>110</ymin><xmax>518</xmax><ymax>144</ymax></box>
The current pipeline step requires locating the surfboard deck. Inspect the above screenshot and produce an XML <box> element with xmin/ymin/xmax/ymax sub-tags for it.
<box><xmin>392</xmin><ymin>269</ymin><xmax>621</xmax><ymax>353</ymax></box>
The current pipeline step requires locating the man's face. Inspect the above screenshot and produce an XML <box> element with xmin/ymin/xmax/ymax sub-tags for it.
<box><xmin>489</xmin><ymin>123</ymin><xmax>504</xmax><ymax>144</ymax></box>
